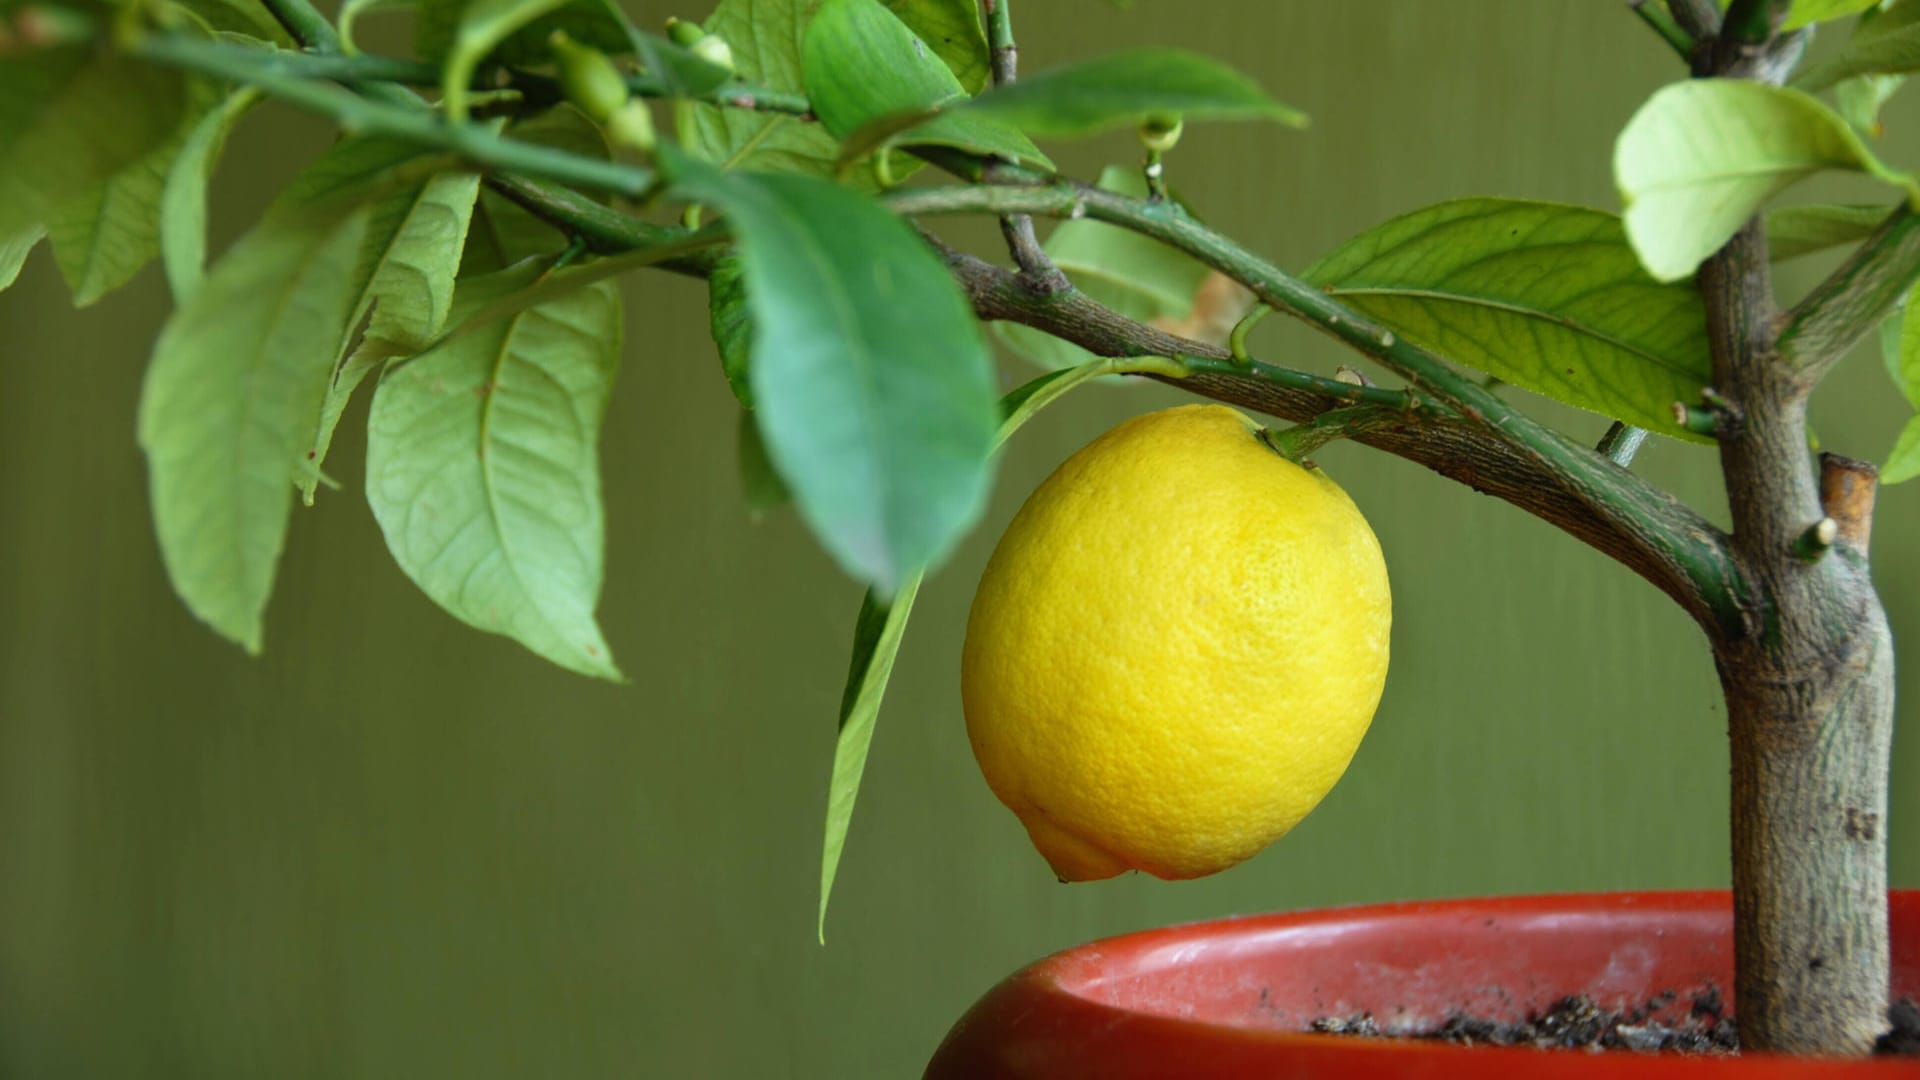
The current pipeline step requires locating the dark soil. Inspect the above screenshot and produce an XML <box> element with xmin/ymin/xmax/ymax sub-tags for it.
<box><xmin>1309</xmin><ymin>989</ymin><xmax>1920</xmax><ymax>1056</ymax></box>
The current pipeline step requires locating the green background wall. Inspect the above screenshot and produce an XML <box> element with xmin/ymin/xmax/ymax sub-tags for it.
<box><xmin>1</xmin><ymin>3</ymin><xmax>1914</xmax><ymax>1076</ymax></box>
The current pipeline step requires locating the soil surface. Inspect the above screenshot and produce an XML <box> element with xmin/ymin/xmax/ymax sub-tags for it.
<box><xmin>1310</xmin><ymin>990</ymin><xmax>1920</xmax><ymax>1056</ymax></box>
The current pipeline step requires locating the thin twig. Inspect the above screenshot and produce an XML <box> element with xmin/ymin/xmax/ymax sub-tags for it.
<box><xmin>1629</xmin><ymin>0</ymin><xmax>1696</xmax><ymax>60</ymax></box>
<box><xmin>982</xmin><ymin>0</ymin><xmax>1066</xmax><ymax>292</ymax></box>
<box><xmin>1596</xmin><ymin>421</ymin><xmax>1651</xmax><ymax>467</ymax></box>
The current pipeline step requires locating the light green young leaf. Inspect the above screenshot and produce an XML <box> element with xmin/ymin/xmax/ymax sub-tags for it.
<box><xmin>737</xmin><ymin>407</ymin><xmax>791</xmax><ymax>517</ymax></box>
<box><xmin>1765</xmin><ymin>203</ymin><xmax>1889</xmax><ymax>260</ymax></box>
<box><xmin>665</xmin><ymin>146</ymin><xmax>998</xmax><ymax>595</ymax></box>
<box><xmin>958</xmin><ymin>48</ymin><xmax>1306</xmax><ymax>137</ymax></box>
<box><xmin>816</xmin><ymin>357</ymin><xmax>1131</xmax><ymax>942</ymax></box>
<box><xmin>677</xmin><ymin>0</ymin><xmax>843</xmax><ymax>177</ymax></box>
<box><xmin>1784</xmin><ymin>0</ymin><xmax>1883</xmax><ymax>29</ymax></box>
<box><xmin>0</xmin><ymin>225</ymin><xmax>42</xmax><ymax>292</ymax></box>
<box><xmin>48</xmin><ymin>78</ymin><xmax>230</xmax><ymax>307</ymax></box>
<box><xmin>804</xmin><ymin>0</ymin><xmax>1048</xmax><ymax>170</ymax></box>
<box><xmin>165</xmin><ymin>0</ymin><xmax>292</xmax><ymax>40</ymax></box>
<box><xmin>366</xmin><ymin>262</ymin><xmax>625</xmax><ymax>679</ymax></box>
<box><xmin>160</xmin><ymin>88</ymin><xmax>259</xmax><ymax>303</ymax></box>
<box><xmin>1305</xmin><ymin>198</ymin><xmax>1713</xmax><ymax>440</ymax></box>
<box><xmin>137</xmin><ymin>205</ymin><xmax>373</xmax><ymax>653</ymax></box>
<box><xmin>708</xmin><ymin>254</ymin><xmax>754</xmax><ymax>408</ymax></box>
<box><xmin>996</xmin><ymin>165</ymin><xmax>1213</xmax><ymax>369</ymax></box>
<box><xmin>0</xmin><ymin>43</ymin><xmax>188</xmax><ymax>240</ymax></box>
<box><xmin>271</xmin><ymin>138</ymin><xmax>484</xmax><ymax>503</ymax></box>
<box><xmin>1885</xmin><ymin>416</ymin><xmax>1920</xmax><ymax>482</ymax></box>
<box><xmin>1615</xmin><ymin>79</ymin><xmax>1917</xmax><ymax>282</ymax></box>
<box><xmin>1893</xmin><ymin>279</ymin><xmax>1920</xmax><ymax>407</ymax></box>
<box><xmin>882</xmin><ymin>0</ymin><xmax>989</xmax><ymax>93</ymax></box>
<box><xmin>1795</xmin><ymin>0</ymin><xmax>1920</xmax><ymax>90</ymax></box>
<box><xmin>1835</xmin><ymin>72</ymin><xmax>1905</xmax><ymax>134</ymax></box>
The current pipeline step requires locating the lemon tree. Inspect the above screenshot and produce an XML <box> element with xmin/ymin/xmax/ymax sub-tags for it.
<box><xmin>5</xmin><ymin>0</ymin><xmax>1913</xmax><ymax>1053</ymax></box>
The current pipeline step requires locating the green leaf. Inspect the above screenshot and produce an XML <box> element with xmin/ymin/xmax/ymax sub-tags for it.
<box><xmin>881</xmin><ymin>0</ymin><xmax>988</xmax><ymax>93</ymax></box>
<box><xmin>365</xmin><ymin>261</ymin><xmax>625</xmax><ymax>679</ymax></box>
<box><xmin>997</xmin><ymin>164</ymin><xmax>1212</xmax><ymax>369</ymax></box>
<box><xmin>47</xmin><ymin>77</ymin><xmax>229</xmax><ymax>307</ymax></box>
<box><xmin>664</xmin><ymin>146</ymin><xmax>998</xmax><ymax>594</ymax></box>
<box><xmin>958</xmin><ymin>47</ymin><xmax>1306</xmax><ymax>138</ymax></box>
<box><xmin>1614</xmin><ymin>79</ymin><xmax>1917</xmax><ymax>282</ymax></box>
<box><xmin>816</xmin><ymin>357</ymin><xmax>1121</xmax><ymax>942</ymax></box>
<box><xmin>676</xmin><ymin>0</ymin><xmax>843</xmax><ymax>177</ymax></box>
<box><xmin>1795</xmin><ymin>0</ymin><xmax>1920</xmax><ymax>90</ymax></box>
<box><xmin>708</xmin><ymin>253</ymin><xmax>754</xmax><ymax>407</ymax></box>
<box><xmin>804</xmin><ymin>0</ymin><xmax>1048</xmax><ymax>170</ymax></box>
<box><xmin>636</xmin><ymin>30</ymin><xmax>733</xmax><ymax>97</ymax></box>
<box><xmin>137</xmin><ymin>204</ymin><xmax>373</xmax><ymax>653</ymax></box>
<box><xmin>1784</xmin><ymin>0</ymin><xmax>1882</xmax><ymax>29</ymax></box>
<box><xmin>1885</xmin><ymin>415</ymin><xmax>1920</xmax><ymax>482</ymax></box>
<box><xmin>1835</xmin><ymin>72</ymin><xmax>1905</xmax><ymax>135</ymax></box>
<box><xmin>737</xmin><ymin>408</ymin><xmax>791</xmax><ymax>517</ymax></box>
<box><xmin>438</xmin><ymin>0</ymin><xmax>577</xmax><ymax>119</ymax></box>
<box><xmin>1893</xmin><ymin>279</ymin><xmax>1920</xmax><ymax>408</ymax></box>
<box><xmin>1765</xmin><ymin>203</ymin><xmax>1889</xmax><ymax>260</ymax></box>
<box><xmin>0</xmin><ymin>41</ymin><xmax>189</xmax><ymax>240</ymax></box>
<box><xmin>263</xmin><ymin>137</ymin><xmax>484</xmax><ymax>503</ymax></box>
<box><xmin>0</xmin><ymin>225</ymin><xmax>42</xmax><ymax>292</ymax></box>
<box><xmin>464</xmin><ymin>105</ymin><xmax>612</xmax><ymax>272</ymax></box>
<box><xmin>160</xmin><ymin>88</ymin><xmax>258</xmax><ymax>303</ymax></box>
<box><xmin>1304</xmin><ymin>198</ymin><xmax>1713</xmax><ymax>440</ymax></box>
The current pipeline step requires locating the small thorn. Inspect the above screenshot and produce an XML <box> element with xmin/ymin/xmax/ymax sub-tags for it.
<box><xmin>1333</xmin><ymin>365</ymin><xmax>1374</xmax><ymax>387</ymax></box>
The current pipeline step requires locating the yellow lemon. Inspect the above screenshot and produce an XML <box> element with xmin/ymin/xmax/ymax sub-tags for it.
<box><xmin>961</xmin><ymin>404</ymin><xmax>1391</xmax><ymax>881</ymax></box>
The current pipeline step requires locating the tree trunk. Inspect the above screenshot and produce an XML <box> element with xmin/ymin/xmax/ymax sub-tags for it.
<box><xmin>1701</xmin><ymin>222</ymin><xmax>1896</xmax><ymax>1055</ymax></box>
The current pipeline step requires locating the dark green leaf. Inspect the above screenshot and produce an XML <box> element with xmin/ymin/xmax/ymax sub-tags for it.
<box><xmin>1795</xmin><ymin>0</ymin><xmax>1920</xmax><ymax>90</ymax></box>
<box><xmin>159</xmin><ymin>88</ymin><xmax>258</xmax><ymax>303</ymax></box>
<box><xmin>366</xmin><ymin>262</ymin><xmax>625</xmax><ymax>679</ymax></box>
<box><xmin>959</xmin><ymin>47</ymin><xmax>1306</xmax><ymax>137</ymax></box>
<box><xmin>137</xmin><ymin>204</ymin><xmax>373</xmax><ymax>653</ymax></box>
<box><xmin>1305</xmin><ymin>198</ymin><xmax>1713</xmax><ymax>439</ymax></box>
<box><xmin>804</xmin><ymin>0</ymin><xmax>1046</xmax><ymax>169</ymax></box>
<box><xmin>708</xmin><ymin>253</ymin><xmax>754</xmax><ymax>407</ymax></box>
<box><xmin>1615</xmin><ymin>79</ymin><xmax>1915</xmax><ymax>281</ymax></box>
<box><xmin>737</xmin><ymin>408</ymin><xmax>791</xmax><ymax>516</ymax></box>
<box><xmin>815</xmin><ymin>357</ymin><xmax>1119</xmax><ymax>941</ymax></box>
<box><xmin>1765</xmin><ymin>203</ymin><xmax>1889</xmax><ymax>260</ymax></box>
<box><xmin>0</xmin><ymin>225</ymin><xmax>42</xmax><ymax>292</ymax></box>
<box><xmin>665</xmin><ymin>146</ymin><xmax>998</xmax><ymax>594</ymax></box>
<box><xmin>0</xmin><ymin>41</ymin><xmax>189</xmax><ymax>240</ymax></box>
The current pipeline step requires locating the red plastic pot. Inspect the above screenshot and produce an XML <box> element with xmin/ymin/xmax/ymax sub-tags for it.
<box><xmin>927</xmin><ymin>891</ymin><xmax>1920</xmax><ymax>1077</ymax></box>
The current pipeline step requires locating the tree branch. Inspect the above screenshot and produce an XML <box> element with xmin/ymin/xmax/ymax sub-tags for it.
<box><xmin>1667</xmin><ymin>0</ymin><xmax>1721</xmax><ymax>40</ymax></box>
<box><xmin>980</xmin><ymin>0</ymin><xmax>1065</xmax><ymax>292</ymax></box>
<box><xmin>912</xmin><ymin>194</ymin><xmax>1747</xmax><ymax>632</ymax></box>
<box><xmin>1775</xmin><ymin>206</ymin><xmax>1920</xmax><ymax>380</ymax></box>
<box><xmin>132</xmin><ymin>34</ymin><xmax>656</xmax><ymax>197</ymax></box>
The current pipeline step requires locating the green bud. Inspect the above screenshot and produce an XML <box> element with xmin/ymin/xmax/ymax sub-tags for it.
<box><xmin>665</xmin><ymin>16</ymin><xmax>705</xmax><ymax>47</ymax></box>
<box><xmin>550</xmin><ymin>30</ymin><xmax>630</xmax><ymax>125</ymax></box>
<box><xmin>690</xmin><ymin>33</ymin><xmax>734</xmax><ymax>72</ymax></box>
<box><xmin>1138</xmin><ymin>113</ymin><xmax>1184</xmax><ymax>154</ymax></box>
<box><xmin>605</xmin><ymin>100</ymin><xmax>657</xmax><ymax>153</ymax></box>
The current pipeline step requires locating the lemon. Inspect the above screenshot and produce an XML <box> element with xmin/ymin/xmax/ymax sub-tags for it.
<box><xmin>961</xmin><ymin>404</ymin><xmax>1391</xmax><ymax>881</ymax></box>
